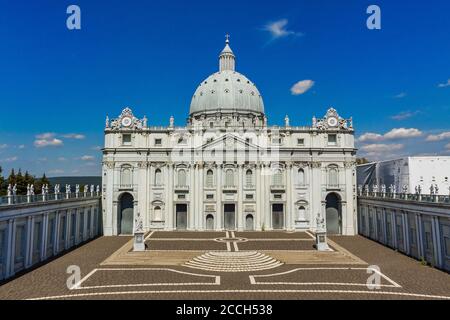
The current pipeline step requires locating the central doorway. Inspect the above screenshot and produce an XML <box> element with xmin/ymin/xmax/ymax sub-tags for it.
<box><xmin>325</xmin><ymin>193</ymin><xmax>341</xmax><ymax>234</ymax></box>
<box><xmin>272</xmin><ymin>204</ymin><xmax>284</xmax><ymax>230</ymax></box>
<box><xmin>176</xmin><ymin>204</ymin><xmax>188</xmax><ymax>230</ymax></box>
<box><xmin>224</xmin><ymin>204</ymin><xmax>236</xmax><ymax>230</ymax></box>
<box><xmin>118</xmin><ymin>193</ymin><xmax>134</xmax><ymax>235</ymax></box>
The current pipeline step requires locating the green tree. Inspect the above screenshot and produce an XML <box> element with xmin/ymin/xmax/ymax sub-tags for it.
<box><xmin>7</xmin><ymin>169</ymin><xmax>16</xmax><ymax>188</ymax></box>
<box><xmin>15</xmin><ymin>169</ymin><xmax>27</xmax><ymax>195</ymax></box>
<box><xmin>35</xmin><ymin>173</ymin><xmax>51</xmax><ymax>194</ymax></box>
<box><xmin>0</xmin><ymin>166</ymin><xmax>5</xmax><ymax>196</ymax></box>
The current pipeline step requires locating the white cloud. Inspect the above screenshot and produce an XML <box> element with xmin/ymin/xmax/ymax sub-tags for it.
<box><xmin>426</xmin><ymin>131</ymin><xmax>450</xmax><ymax>142</ymax></box>
<box><xmin>37</xmin><ymin>157</ymin><xmax>47</xmax><ymax>162</ymax></box>
<box><xmin>0</xmin><ymin>144</ymin><xmax>7</xmax><ymax>149</ymax></box>
<box><xmin>384</xmin><ymin>128</ymin><xmax>422</xmax><ymax>139</ymax></box>
<box><xmin>48</xmin><ymin>169</ymin><xmax>64</xmax><ymax>175</ymax></box>
<box><xmin>80</xmin><ymin>155</ymin><xmax>95</xmax><ymax>161</ymax></box>
<box><xmin>446</xmin><ymin>143</ymin><xmax>450</xmax><ymax>151</ymax></box>
<box><xmin>263</xmin><ymin>19</ymin><xmax>301</xmax><ymax>39</ymax></box>
<box><xmin>358</xmin><ymin>128</ymin><xmax>422</xmax><ymax>142</ymax></box>
<box><xmin>2</xmin><ymin>156</ymin><xmax>18</xmax><ymax>162</ymax></box>
<box><xmin>18</xmin><ymin>145</ymin><xmax>25</xmax><ymax>149</ymax></box>
<box><xmin>34</xmin><ymin>138</ymin><xmax>63</xmax><ymax>148</ymax></box>
<box><xmin>57</xmin><ymin>157</ymin><xmax>67</xmax><ymax>161</ymax></box>
<box><xmin>438</xmin><ymin>79</ymin><xmax>450</xmax><ymax>88</ymax></box>
<box><xmin>360</xmin><ymin>143</ymin><xmax>404</xmax><ymax>153</ymax></box>
<box><xmin>62</xmin><ymin>133</ymin><xmax>86</xmax><ymax>140</ymax></box>
<box><xmin>91</xmin><ymin>146</ymin><xmax>102</xmax><ymax>151</ymax></box>
<box><xmin>36</xmin><ymin>132</ymin><xmax>56</xmax><ymax>140</ymax></box>
<box><xmin>394</xmin><ymin>92</ymin><xmax>407</xmax><ymax>98</ymax></box>
<box><xmin>291</xmin><ymin>80</ymin><xmax>315</xmax><ymax>95</ymax></box>
<box><xmin>390</xmin><ymin>111</ymin><xmax>419</xmax><ymax>121</ymax></box>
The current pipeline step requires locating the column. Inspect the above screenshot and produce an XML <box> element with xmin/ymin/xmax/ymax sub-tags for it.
<box><xmin>189</xmin><ymin>165</ymin><xmax>195</xmax><ymax>230</ymax></box>
<box><xmin>133</xmin><ymin>200</ymin><xmax>139</xmax><ymax>233</ymax></box>
<box><xmin>198</xmin><ymin>164</ymin><xmax>204</xmax><ymax>230</ymax></box>
<box><xmin>104</xmin><ymin>163</ymin><xmax>115</xmax><ymax>236</ymax></box>
<box><xmin>216</xmin><ymin>164</ymin><xmax>222</xmax><ymax>230</ymax></box>
<box><xmin>237</xmin><ymin>164</ymin><xmax>243</xmax><ymax>231</ymax></box>
<box><xmin>264</xmin><ymin>164</ymin><xmax>271</xmax><ymax>230</ymax></box>
<box><xmin>40</xmin><ymin>213</ymin><xmax>48</xmax><ymax>260</ymax></box>
<box><xmin>167</xmin><ymin>164</ymin><xmax>174</xmax><ymax>230</ymax></box>
<box><xmin>255</xmin><ymin>164</ymin><xmax>261</xmax><ymax>230</ymax></box>
<box><xmin>25</xmin><ymin>216</ymin><xmax>33</xmax><ymax>268</ymax></box>
<box><xmin>286</xmin><ymin>163</ymin><xmax>292</xmax><ymax>230</ymax></box>
<box><xmin>5</xmin><ymin>219</ymin><xmax>14</xmax><ymax>278</ymax></box>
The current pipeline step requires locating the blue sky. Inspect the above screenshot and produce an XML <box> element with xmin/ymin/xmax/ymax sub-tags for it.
<box><xmin>0</xmin><ymin>0</ymin><xmax>450</xmax><ymax>177</ymax></box>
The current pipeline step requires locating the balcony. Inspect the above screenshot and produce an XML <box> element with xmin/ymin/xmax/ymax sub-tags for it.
<box><xmin>270</xmin><ymin>185</ymin><xmax>285</xmax><ymax>192</ymax></box>
<box><xmin>174</xmin><ymin>185</ymin><xmax>189</xmax><ymax>193</ymax></box>
<box><xmin>115</xmin><ymin>184</ymin><xmax>135</xmax><ymax>191</ymax></box>
<box><xmin>223</xmin><ymin>185</ymin><xmax>237</xmax><ymax>193</ymax></box>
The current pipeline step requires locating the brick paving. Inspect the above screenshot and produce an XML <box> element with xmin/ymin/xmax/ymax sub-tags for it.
<box><xmin>0</xmin><ymin>232</ymin><xmax>449</xmax><ymax>300</ymax></box>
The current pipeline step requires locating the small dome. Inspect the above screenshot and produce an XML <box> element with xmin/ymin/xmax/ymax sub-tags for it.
<box><xmin>189</xmin><ymin>36</ymin><xmax>265</xmax><ymax>116</ymax></box>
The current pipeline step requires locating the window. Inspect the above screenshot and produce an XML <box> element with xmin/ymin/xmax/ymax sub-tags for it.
<box><xmin>246</xmin><ymin>138</ymin><xmax>253</xmax><ymax>144</ymax></box>
<box><xmin>432</xmin><ymin>176</ymin><xmax>436</xmax><ymax>182</ymax></box>
<box><xmin>206</xmin><ymin>138</ymin><xmax>213</xmax><ymax>144</ymax></box>
<box><xmin>445</xmin><ymin>177</ymin><xmax>449</xmax><ymax>182</ymax></box>
<box><xmin>298</xmin><ymin>169</ymin><xmax>305</xmax><ymax>185</ymax></box>
<box><xmin>155</xmin><ymin>169</ymin><xmax>162</xmax><ymax>186</ymax></box>
<box><xmin>121</xmin><ymin>166</ymin><xmax>132</xmax><ymax>186</ymax></box>
<box><xmin>298</xmin><ymin>206</ymin><xmax>306</xmax><ymax>220</ymax></box>
<box><xmin>245</xmin><ymin>194</ymin><xmax>254</xmax><ymax>200</ymax></box>
<box><xmin>328</xmin><ymin>134</ymin><xmax>337</xmax><ymax>145</ymax></box>
<box><xmin>210</xmin><ymin>122</ymin><xmax>214</xmax><ymax>128</ymax></box>
<box><xmin>122</xmin><ymin>134</ymin><xmax>132</xmax><ymax>146</ymax></box>
<box><xmin>246</xmin><ymin>170</ymin><xmax>253</xmax><ymax>187</ymax></box>
<box><xmin>154</xmin><ymin>138</ymin><xmax>162</xmax><ymax>146</ymax></box>
<box><xmin>272</xmin><ymin>138</ymin><xmax>282</xmax><ymax>145</ymax></box>
<box><xmin>206</xmin><ymin>194</ymin><xmax>214</xmax><ymax>200</ymax></box>
<box><xmin>178</xmin><ymin>194</ymin><xmax>186</xmax><ymax>200</ymax></box>
<box><xmin>328</xmin><ymin>166</ymin><xmax>339</xmax><ymax>187</ymax></box>
<box><xmin>154</xmin><ymin>206</ymin><xmax>162</xmax><ymax>220</ymax></box>
<box><xmin>225</xmin><ymin>169</ymin><xmax>234</xmax><ymax>187</ymax></box>
<box><xmin>206</xmin><ymin>170</ymin><xmax>214</xmax><ymax>188</ymax></box>
<box><xmin>177</xmin><ymin>169</ymin><xmax>187</xmax><ymax>187</ymax></box>
<box><xmin>274</xmin><ymin>194</ymin><xmax>282</xmax><ymax>199</ymax></box>
<box><xmin>420</xmin><ymin>176</ymin><xmax>424</xmax><ymax>182</ymax></box>
<box><xmin>297</xmin><ymin>138</ymin><xmax>304</xmax><ymax>146</ymax></box>
<box><xmin>272</xmin><ymin>169</ymin><xmax>283</xmax><ymax>186</ymax></box>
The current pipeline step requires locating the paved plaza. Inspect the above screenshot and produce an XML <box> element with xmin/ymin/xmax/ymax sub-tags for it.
<box><xmin>0</xmin><ymin>231</ymin><xmax>449</xmax><ymax>300</ymax></box>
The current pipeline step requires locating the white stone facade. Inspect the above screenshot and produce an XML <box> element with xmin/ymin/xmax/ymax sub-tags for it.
<box><xmin>102</xmin><ymin>39</ymin><xmax>358</xmax><ymax>236</ymax></box>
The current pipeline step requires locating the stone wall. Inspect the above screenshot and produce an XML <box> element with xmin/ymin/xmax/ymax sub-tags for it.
<box><xmin>0</xmin><ymin>197</ymin><xmax>102</xmax><ymax>281</ymax></box>
<box><xmin>358</xmin><ymin>196</ymin><xmax>450</xmax><ymax>272</ymax></box>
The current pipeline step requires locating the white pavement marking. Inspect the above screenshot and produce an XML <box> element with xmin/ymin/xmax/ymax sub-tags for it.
<box><xmin>233</xmin><ymin>242</ymin><xmax>239</xmax><ymax>252</ymax></box>
<box><xmin>72</xmin><ymin>268</ymin><xmax>220</xmax><ymax>290</ymax></box>
<box><xmin>226</xmin><ymin>242</ymin><xmax>231</xmax><ymax>252</ymax></box>
<box><xmin>29</xmin><ymin>289</ymin><xmax>450</xmax><ymax>301</ymax></box>
<box><xmin>249</xmin><ymin>267</ymin><xmax>402</xmax><ymax>288</ymax></box>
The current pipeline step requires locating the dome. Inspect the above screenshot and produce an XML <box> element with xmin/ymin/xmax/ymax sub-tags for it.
<box><xmin>189</xmin><ymin>37</ymin><xmax>265</xmax><ymax>116</ymax></box>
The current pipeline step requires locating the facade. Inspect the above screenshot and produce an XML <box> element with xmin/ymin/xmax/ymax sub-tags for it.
<box><xmin>102</xmin><ymin>38</ymin><xmax>358</xmax><ymax>236</ymax></box>
<box><xmin>358</xmin><ymin>194</ymin><xmax>450</xmax><ymax>272</ymax></box>
<box><xmin>357</xmin><ymin>157</ymin><xmax>450</xmax><ymax>196</ymax></box>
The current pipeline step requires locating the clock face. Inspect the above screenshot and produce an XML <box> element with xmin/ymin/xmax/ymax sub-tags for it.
<box><xmin>327</xmin><ymin>117</ymin><xmax>338</xmax><ymax>127</ymax></box>
<box><xmin>121</xmin><ymin>117</ymin><xmax>132</xmax><ymax>127</ymax></box>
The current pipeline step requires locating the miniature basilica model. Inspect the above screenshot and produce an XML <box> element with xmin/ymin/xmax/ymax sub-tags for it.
<box><xmin>102</xmin><ymin>38</ymin><xmax>357</xmax><ymax>235</ymax></box>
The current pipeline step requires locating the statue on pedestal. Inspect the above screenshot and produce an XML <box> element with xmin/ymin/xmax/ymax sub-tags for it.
<box><xmin>7</xmin><ymin>184</ymin><xmax>12</xmax><ymax>197</ymax></box>
<box><xmin>75</xmin><ymin>184</ymin><xmax>80</xmax><ymax>194</ymax></box>
<box><xmin>12</xmin><ymin>184</ymin><xmax>17</xmax><ymax>196</ymax></box>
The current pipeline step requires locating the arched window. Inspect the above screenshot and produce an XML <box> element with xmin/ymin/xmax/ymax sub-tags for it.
<box><xmin>178</xmin><ymin>169</ymin><xmax>186</xmax><ymax>187</ymax></box>
<box><xmin>298</xmin><ymin>206</ymin><xmax>306</xmax><ymax>220</ymax></box>
<box><xmin>272</xmin><ymin>169</ymin><xmax>283</xmax><ymax>186</ymax></box>
<box><xmin>225</xmin><ymin>169</ymin><xmax>234</xmax><ymax>187</ymax></box>
<box><xmin>246</xmin><ymin>170</ymin><xmax>253</xmax><ymax>187</ymax></box>
<box><xmin>328</xmin><ymin>166</ymin><xmax>339</xmax><ymax>187</ymax></box>
<box><xmin>121</xmin><ymin>166</ymin><xmax>132</xmax><ymax>186</ymax></box>
<box><xmin>155</xmin><ymin>169</ymin><xmax>162</xmax><ymax>186</ymax></box>
<box><xmin>298</xmin><ymin>168</ymin><xmax>305</xmax><ymax>185</ymax></box>
<box><xmin>206</xmin><ymin>170</ymin><xmax>214</xmax><ymax>188</ymax></box>
<box><xmin>154</xmin><ymin>206</ymin><xmax>162</xmax><ymax>221</ymax></box>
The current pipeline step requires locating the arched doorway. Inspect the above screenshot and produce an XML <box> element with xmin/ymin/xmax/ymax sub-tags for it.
<box><xmin>118</xmin><ymin>193</ymin><xmax>134</xmax><ymax>235</ymax></box>
<box><xmin>325</xmin><ymin>193</ymin><xmax>341</xmax><ymax>234</ymax></box>
<box><xmin>245</xmin><ymin>214</ymin><xmax>254</xmax><ymax>231</ymax></box>
<box><xmin>272</xmin><ymin>204</ymin><xmax>284</xmax><ymax>230</ymax></box>
<box><xmin>206</xmin><ymin>214</ymin><xmax>214</xmax><ymax>230</ymax></box>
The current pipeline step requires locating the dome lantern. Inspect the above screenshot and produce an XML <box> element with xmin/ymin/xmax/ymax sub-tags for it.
<box><xmin>219</xmin><ymin>34</ymin><xmax>235</xmax><ymax>72</ymax></box>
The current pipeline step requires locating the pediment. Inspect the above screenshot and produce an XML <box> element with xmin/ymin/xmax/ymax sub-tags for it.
<box><xmin>197</xmin><ymin>133</ymin><xmax>260</xmax><ymax>152</ymax></box>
